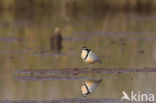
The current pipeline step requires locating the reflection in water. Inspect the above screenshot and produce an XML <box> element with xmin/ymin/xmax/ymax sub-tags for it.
<box><xmin>81</xmin><ymin>79</ymin><xmax>102</xmax><ymax>97</ymax></box>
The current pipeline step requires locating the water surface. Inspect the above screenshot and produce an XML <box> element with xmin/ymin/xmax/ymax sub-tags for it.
<box><xmin>0</xmin><ymin>6</ymin><xmax>156</xmax><ymax>102</ymax></box>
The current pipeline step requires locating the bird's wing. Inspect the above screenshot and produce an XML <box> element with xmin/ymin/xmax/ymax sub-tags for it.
<box><xmin>90</xmin><ymin>51</ymin><xmax>102</xmax><ymax>63</ymax></box>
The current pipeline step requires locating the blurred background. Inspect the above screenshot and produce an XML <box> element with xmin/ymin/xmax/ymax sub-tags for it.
<box><xmin>0</xmin><ymin>0</ymin><xmax>156</xmax><ymax>102</ymax></box>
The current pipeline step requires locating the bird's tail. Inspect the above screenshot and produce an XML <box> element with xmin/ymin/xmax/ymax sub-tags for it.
<box><xmin>97</xmin><ymin>59</ymin><xmax>102</xmax><ymax>64</ymax></box>
<box><xmin>97</xmin><ymin>79</ymin><xmax>103</xmax><ymax>83</ymax></box>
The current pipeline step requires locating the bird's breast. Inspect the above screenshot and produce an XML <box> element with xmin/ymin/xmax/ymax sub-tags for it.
<box><xmin>85</xmin><ymin>52</ymin><xmax>97</xmax><ymax>64</ymax></box>
<box><xmin>85</xmin><ymin>57</ymin><xmax>96</xmax><ymax>64</ymax></box>
<box><xmin>81</xmin><ymin>50</ymin><xmax>88</xmax><ymax>59</ymax></box>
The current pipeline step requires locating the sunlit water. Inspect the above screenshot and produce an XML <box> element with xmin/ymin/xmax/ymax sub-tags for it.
<box><xmin>0</xmin><ymin>9</ymin><xmax>156</xmax><ymax>102</ymax></box>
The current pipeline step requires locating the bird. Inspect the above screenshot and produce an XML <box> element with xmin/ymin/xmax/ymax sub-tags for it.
<box><xmin>81</xmin><ymin>79</ymin><xmax>102</xmax><ymax>97</ymax></box>
<box><xmin>50</xmin><ymin>27</ymin><xmax>63</xmax><ymax>53</ymax></box>
<box><xmin>81</xmin><ymin>46</ymin><xmax>102</xmax><ymax>69</ymax></box>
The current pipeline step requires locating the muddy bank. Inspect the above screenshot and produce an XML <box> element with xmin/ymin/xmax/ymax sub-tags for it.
<box><xmin>15</xmin><ymin>68</ymin><xmax>156</xmax><ymax>75</ymax></box>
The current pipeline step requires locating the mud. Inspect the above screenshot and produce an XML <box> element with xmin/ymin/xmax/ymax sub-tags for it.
<box><xmin>0</xmin><ymin>49</ymin><xmax>31</xmax><ymax>54</ymax></box>
<box><xmin>15</xmin><ymin>68</ymin><xmax>156</xmax><ymax>75</ymax></box>
<box><xmin>0</xmin><ymin>37</ymin><xmax>23</xmax><ymax>42</ymax></box>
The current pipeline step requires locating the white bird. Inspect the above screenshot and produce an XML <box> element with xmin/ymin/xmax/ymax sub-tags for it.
<box><xmin>81</xmin><ymin>79</ymin><xmax>102</xmax><ymax>97</ymax></box>
<box><xmin>81</xmin><ymin>47</ymin><xmax>102</xmax><ymax>69</ymax></box>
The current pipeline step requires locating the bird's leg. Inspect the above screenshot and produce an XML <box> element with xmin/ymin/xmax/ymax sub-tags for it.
<box><xmin>91</xmin><ymin>64</ymin><xmax>93</xmax><ymax>69</ymax></box>
<box><xmin>89</xmin><ymin>64</ymin><xmax>91</xmax><ymax>69</ymax></box>
<box><xmin>89</xmin><ymin>64</ymin><xmax>93</xmax><ymax>69</ymax></box>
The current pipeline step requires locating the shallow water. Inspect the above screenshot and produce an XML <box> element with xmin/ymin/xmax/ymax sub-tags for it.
<box><xmin>0</xmin><ymin>98</ymin><xmax>121</xmax><ymax>103</ymax></box>
<box><xmin>0</xmin><ymin>6</ymin><xmax>156</xmax><ymax>103</ymax></box>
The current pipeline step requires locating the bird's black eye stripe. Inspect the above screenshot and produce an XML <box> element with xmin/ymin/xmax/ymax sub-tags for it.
<box><xmin>82</xmin><ymin>47</ymin><xmax>90</xmax><ymax>51</ymax></box>
<box><xmin>84</xmin><ymin>84</ymin><xmax>90</xmax><ymax>95</ymax></box>
<box><xmin>85</xmin><ymin>48</ymin><xmax>90</xmax><ymax>52</ymax></box>
<box><xmin>84</xmin><ymin>49</ymin><xmax>90</xmax><ymax>60</ymax></box>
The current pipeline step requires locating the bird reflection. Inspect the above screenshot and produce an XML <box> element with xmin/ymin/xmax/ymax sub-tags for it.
<box><xmin>81</xmin><ymin>79</ymin><xmax>102</xmax><ymax>97</ymax></box>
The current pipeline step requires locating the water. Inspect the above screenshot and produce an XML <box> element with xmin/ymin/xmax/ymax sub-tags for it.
<box><xmin>0</xmin><ymin>3</ymin><xmax>156</xmax><ymax>102</ymax></box>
